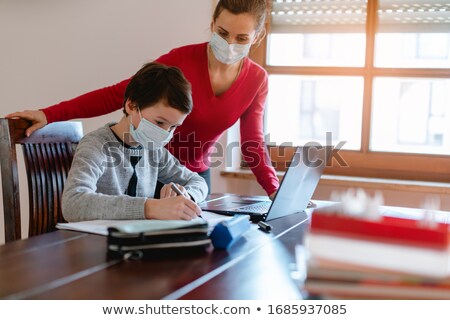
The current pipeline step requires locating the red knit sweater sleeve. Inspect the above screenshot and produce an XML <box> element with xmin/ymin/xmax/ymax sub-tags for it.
<box><xmin>41</xmin><ymin>79</ymin><xmax>129</xmax><ymax>123</ymax></box>
<box><xmin>239</xmin><ymin>74</ymin><xmax>279</xmax><ymax>196</ymax></box>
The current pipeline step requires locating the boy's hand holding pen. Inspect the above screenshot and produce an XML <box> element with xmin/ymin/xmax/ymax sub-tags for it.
<box><xmin>170</xmin><ymin>183</ymin><xmax>204</xmax><ymax>219</ymax></box>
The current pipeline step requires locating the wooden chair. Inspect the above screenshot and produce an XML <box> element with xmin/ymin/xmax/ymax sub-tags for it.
<box><xmin>0</xmin><ymin>118</ymin><xmax>83</xmax><ymax>243</ymax></box>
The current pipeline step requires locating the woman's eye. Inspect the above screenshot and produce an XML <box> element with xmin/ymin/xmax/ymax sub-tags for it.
<box><xmin>156</xmin><ymin>121</ymin><xmax>164</xmax><ymax>126</ymax></box>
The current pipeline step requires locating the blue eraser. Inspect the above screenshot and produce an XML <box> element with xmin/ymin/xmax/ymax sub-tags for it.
<box><xmin>210</xmin><ymin>215</ymin><xmax>251</xmax><ymax>249</ymax></box>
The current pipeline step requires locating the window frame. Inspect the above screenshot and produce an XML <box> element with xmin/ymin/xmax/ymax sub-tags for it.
<box><xmin>250</xmin><ymin>0</ymin><xmax>450</xmax><ymax>182</ymax></box>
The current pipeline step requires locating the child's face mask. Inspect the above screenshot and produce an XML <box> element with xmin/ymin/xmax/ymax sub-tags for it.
<box><xmin>209</xmin><ymin>32</ymin><xmax>251</xmax><ymax>65</ymax></box>
<box><xmin>129</xmin><ymin>108</ymin><xmax>173</xmax><ymax>150</ymax></box>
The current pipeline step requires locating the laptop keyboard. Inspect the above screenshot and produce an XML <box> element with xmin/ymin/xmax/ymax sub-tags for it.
<box><xmin>231</xmin><ymin>201</ymin><xmax>272</xmax><ymax>213</ymax></box>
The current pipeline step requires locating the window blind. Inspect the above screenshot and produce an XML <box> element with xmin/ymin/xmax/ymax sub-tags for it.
<box><xmin>379</xmin><ymin>0</ymin><xmax>450</xmax><ymax>32</ymax></box>
<box><xmin>271</xmin><ymin>0</ymin><xmax>450</xmax><ymax>33</ymax></box>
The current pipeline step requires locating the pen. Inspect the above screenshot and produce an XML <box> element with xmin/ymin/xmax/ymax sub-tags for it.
<box><xmin>171</xmin><ymin>183</ymin><xmax>203</xmax><ymax>219</ymax></box>
<box><xmin>170</xmin><ymin>183</ymin><xmax>184</xmax><ymax>197</ymax></box>
<box><xmin>257</xmin><ymin>221</ymin><xmax>272</xmax><ymax>232</ymax></box>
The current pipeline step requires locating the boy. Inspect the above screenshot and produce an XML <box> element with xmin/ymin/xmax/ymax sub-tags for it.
<box><xmin>62</xmin><ymin>62</ymin><xmax>207</xmax><ymax>222</ymax></box>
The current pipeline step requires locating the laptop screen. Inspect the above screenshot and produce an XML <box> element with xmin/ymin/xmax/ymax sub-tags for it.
<box><xmin>265</xmin><ymin>146</ymin><xmax>330</xmax><ymax>221</ymax></box>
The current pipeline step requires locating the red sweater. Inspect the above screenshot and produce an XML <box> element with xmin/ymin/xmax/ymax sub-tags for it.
<box><xmin>42</xmin><ymin>42</ymin><xmax>279</xmax><ymax>195</ymax></box>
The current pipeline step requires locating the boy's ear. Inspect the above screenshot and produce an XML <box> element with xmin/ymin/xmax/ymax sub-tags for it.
<box><xmin>125</xmin><ymin>100</ymin><xmax>137</xmax><ymax>114</ymax></box>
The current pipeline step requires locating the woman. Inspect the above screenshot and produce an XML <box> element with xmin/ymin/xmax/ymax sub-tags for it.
<box><xmin>6</xmin><ymin>0</ymin><xmax>279</xmax><ymax>198</ymax></box>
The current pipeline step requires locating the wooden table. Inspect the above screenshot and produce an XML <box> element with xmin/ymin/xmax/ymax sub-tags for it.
<box><xmin>0</xmin><ymin>203</ymin><xmax>313</xmax><ymax>299</ymax></box>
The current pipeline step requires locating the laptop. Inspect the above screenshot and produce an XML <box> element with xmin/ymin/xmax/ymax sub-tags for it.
<box><xmin>200</xmin><ymin>146</ymin><xmax>331</xmax><ymax>222</ymax></box>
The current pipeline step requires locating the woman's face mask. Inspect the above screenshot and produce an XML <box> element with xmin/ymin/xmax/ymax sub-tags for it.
<box><xmin>129</xmin><ymin>108</ymin><xmax>173</xmax><ymax>150</ymax></box>
<box><xmin>209</xmin><ymin>32</ymin><xmax>252</xmax><ymax>65</ymax></box>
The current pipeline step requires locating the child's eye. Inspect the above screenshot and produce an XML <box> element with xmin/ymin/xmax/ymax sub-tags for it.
<box><xmin>156</xmin><ymin>121</ymin><xmax>164</xmax><ymax>126</ymax></box>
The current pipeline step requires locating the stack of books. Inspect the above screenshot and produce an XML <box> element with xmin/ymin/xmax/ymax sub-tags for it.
<box><xmin>304</xmin><ymin>205</ymin><xmax>450</xmax><ymax>299</ymax></box>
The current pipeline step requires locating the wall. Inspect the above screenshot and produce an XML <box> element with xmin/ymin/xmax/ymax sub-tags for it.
<box><xmin>0</xmin><ymin>0</ymin><xmax>213</xmax><ymax>243</ymax></box>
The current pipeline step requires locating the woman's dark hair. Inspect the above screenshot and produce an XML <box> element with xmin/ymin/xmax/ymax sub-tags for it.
<box><xmin>212</xmin><ymin>0</ymin><xmax>269</xmax><ymax>33</ymax></box>
<box><xmin>123</xmin><ymin>62</ymin><xmax>192</xmax><ymax>115</ymax></box>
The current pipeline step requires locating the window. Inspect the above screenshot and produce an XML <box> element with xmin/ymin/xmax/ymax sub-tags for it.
<box><xmin>253</xmin><ymin>0</ymin><xmax>450</xmax><ymax>181</ymax></box>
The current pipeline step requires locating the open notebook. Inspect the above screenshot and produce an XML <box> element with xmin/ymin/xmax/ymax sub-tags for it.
<box><xmin>56</xmin><ymin>211</ymin><xmax>232</xmax><ymax>235</ymax></box>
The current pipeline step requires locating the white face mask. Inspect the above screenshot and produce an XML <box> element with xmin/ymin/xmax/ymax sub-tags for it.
<box><xmin>209</xmin><ymin>32</ymin><xmax>251</xmax><ymax>65</ymax></box>
<box><xmin>129</xmin><ymin>109</ymin><xmax>173</xmax><ymax>150</ymax></box>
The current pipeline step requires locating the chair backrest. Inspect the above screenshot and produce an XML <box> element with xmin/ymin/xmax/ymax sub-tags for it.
<box><xmin>0</xmin><ymin>118</ymin><xmax>83</xmax><ymax>243</ymax></box>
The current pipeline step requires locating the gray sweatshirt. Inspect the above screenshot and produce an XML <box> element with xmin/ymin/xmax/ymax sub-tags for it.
<box><xmin>62</xmin><ymin>123</ymin><xmax>208</xmax><ymax>222</ymax></box>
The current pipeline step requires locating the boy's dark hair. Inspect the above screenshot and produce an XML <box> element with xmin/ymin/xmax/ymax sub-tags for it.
<box><xmin>123</xmin><ymin>62</ymin><xmax>192</xmax><ymax>115</ymax></box>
